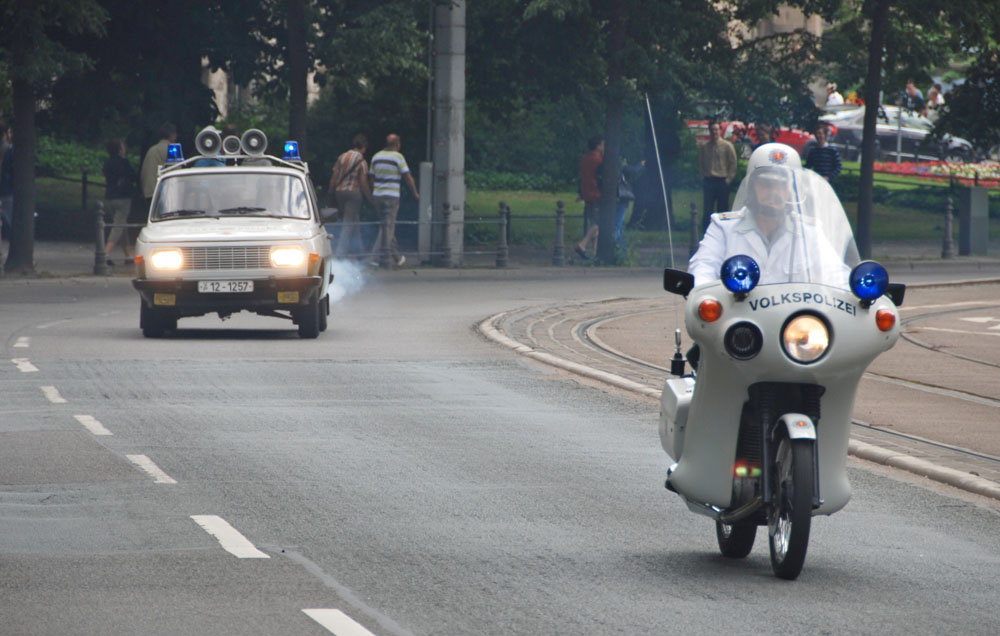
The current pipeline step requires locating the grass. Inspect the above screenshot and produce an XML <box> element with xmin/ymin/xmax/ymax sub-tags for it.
<box><xmin>36</xmin><ymin>176</ymin><xmax>106</xmax><ymax>241</ymax></box>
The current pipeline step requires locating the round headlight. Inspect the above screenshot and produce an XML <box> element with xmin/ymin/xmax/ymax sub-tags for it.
<box><xmin>150</xmin><ymin>249</ymin><xmax>183</xmax><ymax>270</ymax></box>
<box><xmin>782</xmin><ymin>314</ymin><xmax>830</xmax><ymax>363</ymax></box>
<box><xmin>270</xmin><ymin>246</ymin><xmax>306</xmax><ymax>267</ymax></box>
<box><xmin>849</xmin><ymin>261</ymin><xmax>889</xmax><ymax>302</ymax></box>
<box><xmin>724</xmin><ymin>322</ymin><xmax>763</xmax><ymax>360</ymax></box>
<box><xmin>720</xmin><ymin>255</ymin><xmax>760</xmax><ymax>295</ymax></box>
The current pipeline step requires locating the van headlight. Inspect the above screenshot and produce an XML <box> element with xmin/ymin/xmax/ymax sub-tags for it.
<box><xmin>150</xmin><ymin>249</ymin><xmax>183</xmax><ymax>270</ymax></box>
<box><xmin>270</xmin><ymin>246</ymin><xmax>306</xmax><ymax>267</ymax></box>
<box><xmin>782</xmin><ymin>314</ymin><xmax>829</xmax><ymax>363</ymax></box>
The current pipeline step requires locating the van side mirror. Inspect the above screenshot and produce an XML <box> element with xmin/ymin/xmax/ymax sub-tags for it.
<box><xmin>664</xmin><ymin>268</ymin><xmax>694</xmax><ymax>297</ymax></box>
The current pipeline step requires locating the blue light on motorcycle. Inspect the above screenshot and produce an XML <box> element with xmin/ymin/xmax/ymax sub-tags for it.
<box><xmin>849</xmin><ymin>261</ymin><xmax>889</xmax><ymax>302</ymax></box>
<box><xmin>720</xmin><ymin>255</ymin><xmax>760</xmax><ymax>295</ymax></box>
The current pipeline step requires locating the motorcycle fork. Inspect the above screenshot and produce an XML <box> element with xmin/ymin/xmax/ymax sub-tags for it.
<box><xmin>747</xmin><ymin>383</ymin><xmax>824</xmax><ymax>508</ymax></box>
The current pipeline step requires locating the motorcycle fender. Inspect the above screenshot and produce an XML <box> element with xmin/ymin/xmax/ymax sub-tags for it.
<box><xmin>776</xmin><ymin>413</ymin><xmax>817</xmax><ymax>441</ymax></box>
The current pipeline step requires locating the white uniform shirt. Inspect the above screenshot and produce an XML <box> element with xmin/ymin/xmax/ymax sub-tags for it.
<box><xmin>689</xmin><ymin>207</ymin><xmax>849</xmax><ymax>289</ymax></box>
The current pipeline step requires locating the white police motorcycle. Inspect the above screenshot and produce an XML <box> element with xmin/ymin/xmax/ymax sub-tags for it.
<box><xmin>659</xmin><ymin>145</ymin><xmax>904</xmax><ymax>579</ymax></box>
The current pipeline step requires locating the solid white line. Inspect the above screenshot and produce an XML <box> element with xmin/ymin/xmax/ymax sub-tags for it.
<box><xmin>13</xmin><ymin>337</ymin><xmax>30</xmax><ymax>348</ymax></box>
<box><xmin>920</xmin><ymin>326</ymin><xmax>1000</xmax><ymax>338</ymax></box>
<box><xmin>126</xmin><ymin>454</ymin><xmax>176</xmax><ymax>484</ymax></box>
<box><xmin>36</xmin><ymin>319</ymin><xmax>70</xmax><ymax>329</ymax></box>
<box><xmin>40</xmin><ymin>386</ymin><xmax>66</xmax><ymax>403</ymax></box>
<box><xmin>12</xmin><ymin>358</ymin><xmax>38</xmax><ymax>373</ymax></box>
<box><xmin>901</xmin><ymin>300</ymin><xmax>998</xmax><ymax>312</ymax></box>
<box><xmin>303</xmin><ymin>609</ymin><xmax>377</xmax><ymax>636</ymax></box>
<box><xmin>190</xmin><ymin>515</ymin><xmax>269</xmax><ymax>559</ymax></box>
<box><xmin>73</xmin><ymin>414</ymin><xmax>112</xmax><ymax>436</ymax></box>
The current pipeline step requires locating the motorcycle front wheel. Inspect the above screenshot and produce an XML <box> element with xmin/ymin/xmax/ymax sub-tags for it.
<box><xmin>716</xmin><ymin>520</ymin><xmax>756</xmax><ymax>558</ymax></box>
<box><xmin>768</xmin><ymin>437</ymin><xmax>814</xmax><ymax>580</ymax></box>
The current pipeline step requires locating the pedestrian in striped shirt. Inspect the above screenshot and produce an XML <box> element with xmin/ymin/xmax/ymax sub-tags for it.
<box><xmin>368</xmin><ymin>134</ymin><xmax>419</xmax><ymax>267</ymax></box>
<box><xmin>804</xmin><ymin>124</ymin><xmax>842</xmax><ymax>188</ymax></box>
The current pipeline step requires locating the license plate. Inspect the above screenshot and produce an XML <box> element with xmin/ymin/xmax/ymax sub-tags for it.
<box><xmin>198</xmin><ymin>280</ymin><xmax>254</xmax><ymax>293</ymax></box>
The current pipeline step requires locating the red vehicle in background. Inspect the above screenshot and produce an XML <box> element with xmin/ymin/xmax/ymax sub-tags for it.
<box><xmin>687</xmin><ymin>120</ymin><xmax>828</xmax><ymax>158</ymax></box>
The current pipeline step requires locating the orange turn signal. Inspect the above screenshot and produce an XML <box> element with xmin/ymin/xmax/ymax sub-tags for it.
<box><xmin>875</xmin><ymin>308</ymin><xmax>896</xmax><ymax>332</ymax></box>
<box><xmin>698</xmin><ymin>298</ymin><xmax>722</xmax><ymax>322</ymax></box>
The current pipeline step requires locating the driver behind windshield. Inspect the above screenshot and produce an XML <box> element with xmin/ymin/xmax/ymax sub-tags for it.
<box><xmin>688</xmin><ymin>143</ymin><xmax>851</xmax><ymax>289</ymax></box>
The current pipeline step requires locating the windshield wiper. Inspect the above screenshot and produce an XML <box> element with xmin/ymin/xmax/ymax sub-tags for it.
<box><xmin>218</xmin><ymin>206</ymin><xmax>268</xmax><ymax>215</ymax></box>
<box><xmin>159</xmin><ymin>209</ymin><xmax>209</xmax><ymax>218</ymax></box>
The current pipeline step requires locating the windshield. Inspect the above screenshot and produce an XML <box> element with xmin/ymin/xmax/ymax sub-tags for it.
<box><xmin>151</xmin><ymin>172</ymin><xmax>313</xmax><ymax>221</ymax></box>
<box><xmin>689</xmin><ymin>145</ymin><xmax>857</xmax><ymax>292</ymax></box>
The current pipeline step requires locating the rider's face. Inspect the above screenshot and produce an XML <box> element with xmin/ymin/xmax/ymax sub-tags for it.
<box><xmin>754</xmin><ymin>178</ymin><xmax>790</xmax><ymax>214</ymax></box>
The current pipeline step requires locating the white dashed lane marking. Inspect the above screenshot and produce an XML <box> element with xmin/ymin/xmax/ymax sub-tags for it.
<box><xmin>73</xmin><ymin>414</ymin><xmax>112</xmax><ymax>436</ymax></box>
<box><xmin>40</xmin><ymin>386</ymin><xmax>66</xmax><ymax>403</ymax></box>
<box><xmin>13</xmin><ymin>337</ymin><xmax>30</xmax><ymax>348</ymax></box>
<box><xmin>190</xmin><ymin>515</ymin><xmax>269</xmax><ymax>559</ymax></box>
<box><xmin>127</xmin><ymin>454</ymin><xmax>177</xmax><ymax>484</ymax></box>
<box><xmin>12</xmin><ymin>358</ymin><xmax>38</xmax><ymax>372</ymax></box>
<box><xmin>303</xmin><ymin>609</ymin><xmax>378</xmax><ymax>636</ymax></box>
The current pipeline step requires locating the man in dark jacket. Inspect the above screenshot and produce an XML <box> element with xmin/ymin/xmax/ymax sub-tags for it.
<box><xmin>103</xmin><ymin>138</ymin><xmax>138</xmax><ymax>265</ymax></box>
<box><xmin>804</xmin><ymin>124</ymin><xmax>842</xmax><ymax>188</ymax></box>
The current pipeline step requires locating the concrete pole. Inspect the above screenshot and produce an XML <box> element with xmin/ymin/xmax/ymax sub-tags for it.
<box><xmin>431</xmin><ymin>0</ymin><xmax>465</xmax><ymax>266</ymax></box>
<box><xmin>418</xmin><ymin>161</ymin><xmax>433</xmax><ymax>263</ymax></box>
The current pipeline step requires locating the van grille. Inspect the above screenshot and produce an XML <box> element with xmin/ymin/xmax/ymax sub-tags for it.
<box><xmin>180</xmin><ymin>246</ymin><xmax>271</xmax><ymax>270</ymax></box>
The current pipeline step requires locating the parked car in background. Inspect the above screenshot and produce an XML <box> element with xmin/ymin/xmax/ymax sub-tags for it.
<box><xmin>686</xmin><ymin>120</ymin><xmax>819</xmax><ymax>158</ymax></box>
<box><xmin>819</xmin><ymin>105</ymin><xmax>973</xmax><ymax>162</ymax></box>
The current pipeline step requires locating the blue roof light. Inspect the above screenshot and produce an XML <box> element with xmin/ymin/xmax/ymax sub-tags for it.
<box><xmin>720</xmin><ymin>254</ymin><xmax>760</xmax><ymax>295</ymax></box>
<box><xmin>165</xmin><ymin>143</ymin><xmax>184</xmax><ymax>163</ymax></box>
<box><xmin>283</xmin><ymin>141</ymin><xmax>301</xmax><ymax>161</ymax></box>
<box><xmin>849</xmin><ymin>261</ymin><xmax>889</xmax><ymax>302</ymax></box>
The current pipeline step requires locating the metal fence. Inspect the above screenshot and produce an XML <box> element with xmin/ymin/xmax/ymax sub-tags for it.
<box><xmin>92</xmin><ymin>199</ymin><xmax>573</xmax><ymax>273</ymax></box>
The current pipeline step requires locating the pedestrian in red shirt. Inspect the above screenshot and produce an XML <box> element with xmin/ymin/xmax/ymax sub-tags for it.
<box><xmin>576</xmin><ymin>135</ymin><xmax>603</xmax><ymax>259</ymax></box>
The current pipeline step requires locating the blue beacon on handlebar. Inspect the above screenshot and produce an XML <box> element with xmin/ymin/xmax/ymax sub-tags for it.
<box><xmin>720</xmin><ymin>254</ymin><xmax>761</xmax><ymax>295</ymax></box>
<box><xmin>849</xmin><ymin>261</ymin><xmax>889</xmax><ymax>302</ymax></box>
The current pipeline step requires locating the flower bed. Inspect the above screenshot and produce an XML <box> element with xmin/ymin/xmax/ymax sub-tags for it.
<box><xmin>873</xmin><ymin>160</ymin><xmax>1000</xmax><ymax>188</ymax></box>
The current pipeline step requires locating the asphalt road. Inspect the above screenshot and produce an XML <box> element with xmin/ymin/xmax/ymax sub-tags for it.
<box><xmin>2</xmin><ymin>268</ymin><xmax>999</xmax><ymax>635</ymax></box>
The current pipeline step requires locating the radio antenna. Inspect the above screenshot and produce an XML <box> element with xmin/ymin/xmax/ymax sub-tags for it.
<box><xmin>645</xmin><ymin>93</ymin><xmax>675</xmax><ymax>268</ymax></box>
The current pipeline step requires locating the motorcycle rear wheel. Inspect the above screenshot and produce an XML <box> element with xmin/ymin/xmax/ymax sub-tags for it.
<box><xmin>716</xmin><ymin>520</ymin><xmax>756</xmax><ymax>558</ymax></box>
<box><xmin>768</xmin><ymin>437</ymin><xmax>814</xmax><ymax>580</ymax></box>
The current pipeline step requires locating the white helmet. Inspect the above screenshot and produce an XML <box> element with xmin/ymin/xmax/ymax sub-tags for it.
<box><xmin>746</xmin><ymin>142</ymin><xmax>801</xmax><ymax>180</ymax></box>
<box><xmin>745</xmin><ymin>143</ymin><xmax>802</xmax><ymax>216</ymax></box>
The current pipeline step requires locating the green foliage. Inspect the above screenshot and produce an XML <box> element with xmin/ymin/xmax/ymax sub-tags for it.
<box><xmin>0</xmin><ymin>0</ymin><xmax>108</xmax><ymax>88</ymax></box>
<box><xmin>934</xmin><ymin>49</ymin><xmax>1000</xmax><ymax>155</ymax></box>
<box><xmin>34</xmin><ymin>136</ymin><xmax>108</xmax><ymax>177</ymax></box>
<box><xmin>466</xmin><ymin>171</ymin><xmax>568</xmax><ymax>192</ymax></box>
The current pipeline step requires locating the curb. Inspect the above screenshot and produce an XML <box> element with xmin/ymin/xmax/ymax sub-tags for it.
<box><xmin>478</xmin><ymin>311</ymin><xmax>1000</xmax><ymax>503</ymax></box>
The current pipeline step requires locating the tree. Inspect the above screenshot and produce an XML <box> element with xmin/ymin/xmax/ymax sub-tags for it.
<box><xmin>0</xmin><ymin>0</ymin><xmax>106</xmax><ymax>274</ymax></box>
<box><xmin>934</xmin><ymin>48</ymin><xmax>1000</xmax><ymax>156</ymax></box>
<box><xmin>821</xmin><ymin>0</ymin><xmax>1000</xmax><ymax>257</ymax></box>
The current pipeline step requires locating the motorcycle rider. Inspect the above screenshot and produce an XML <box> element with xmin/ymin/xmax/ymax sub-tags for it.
<box><xmin>689</xmin><ymin>142</ymin><xmax>853</xmax><ymax>289</ymax></box>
